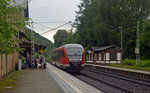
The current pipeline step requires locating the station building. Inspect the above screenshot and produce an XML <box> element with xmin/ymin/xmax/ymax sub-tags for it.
<box><xmin>86</xmin><ymin>45</ymin><xmax>121</xmax><ymax>64</ymax></box>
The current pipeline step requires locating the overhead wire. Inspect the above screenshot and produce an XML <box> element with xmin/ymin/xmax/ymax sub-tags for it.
<box><xmin>101</xmin><ymin>22</ymin><xmax>137</xmax><ymax>38</ymax></box>
<box><xmin>40</xmin><ymin>21</ymin><xmax>72</xmax><ymax>35</ymax></box>
<box><xmin>34</xmin><ymin>23</ymin><xmax>53</xmax><ymax>29</ymax></box>
<box><xmin>32</xmin><ymin>19</ymin><xmax>136</xmax><ymax>38</ymax></box>
<box><xmin>34</xmin><ymin>21</ymin><xmax>72</xmax><ymax>23</ymax></box>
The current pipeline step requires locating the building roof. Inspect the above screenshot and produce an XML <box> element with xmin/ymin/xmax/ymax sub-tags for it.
<box><xmin>20</xmin><ymin>40</ymin><xmax>47</xmax><ymax>50</ymax></box>
<box><xmin>19</xmin><ymin>31</ymin><xmax>47</xmax><ymax>50</ymax></box>
<box><xmin>93</xmin><ymin>45</ymin><xmax>118</xmax><ymax>51</ymax></box>
<box><xmin>86</xmin><ymin>45</ymin><xmax>120</xmax><ymax>53</ymax></box>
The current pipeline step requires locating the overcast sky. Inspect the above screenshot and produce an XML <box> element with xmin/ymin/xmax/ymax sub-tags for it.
<box><xmin>28</xmin><ymin>0</ymin><xmax>80</xmax><ymax>43</ymax></box>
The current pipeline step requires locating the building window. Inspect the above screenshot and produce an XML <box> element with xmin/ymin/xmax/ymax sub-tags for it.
<box><xmin>110</xmin><ymin>53</ymin><xmax>117</xmax><ymax>61</ymax></box>
<box><xmin>102</xmin><ymin>54</ymin><xmax>104</xmax><ymax>61</ymax></box>
<box><xmin>97</xmin><ymin>54</ymin><xmax>99</xmax><ymax>61</ymax></box>
<box><xmin>98</xmin><ymin>53</ymin><xmax>101</xmax><ymax>60</ymax></box>
<box><xmin>90</xmin><ymin>54</ymin><xmax>92</xmax><ymax>60</ymax></box>
<box><xmin>86</xmin><ymin>55</ymin><xmax>89</xmax><ymax>60</ymax></box>
<box><xmin>94</xmin><ymin>54</ymin><xmax>97</xmax><ymax>60</ymax></box>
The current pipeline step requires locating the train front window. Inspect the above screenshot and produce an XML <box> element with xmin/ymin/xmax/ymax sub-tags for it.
<box><xmin>65</xmin><ymin>47</ymin><xmax>83</xmax><ymax>60</ymax></box>
<box><xmin>65</xmin><ymin>47</ymin><xmax>83</xmax><ymax>56</ymax></box>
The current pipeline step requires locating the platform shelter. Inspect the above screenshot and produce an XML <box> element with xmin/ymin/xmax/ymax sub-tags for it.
<box><xmin>19</xmin><ymin>31</ymin><xmax>46</xmax><ymax>58</ymax></box>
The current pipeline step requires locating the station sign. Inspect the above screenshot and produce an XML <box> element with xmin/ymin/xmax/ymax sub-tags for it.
<box><xmin>135</xmin><ymin>48</ymin><xmax>139</xmax><ymax>54</ymax></box>
<box><xmin>92</xmin><ymin>51</ymin><xmax>94</xmax><ymax>55</ymax></box>
<box><xmin>40</xmin><ymin>49</ymin><xmax>43</xmax><ymax>54</ymax></box>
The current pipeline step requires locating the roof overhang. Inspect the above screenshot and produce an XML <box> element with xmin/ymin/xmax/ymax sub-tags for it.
<box><xmin>20</xmin><ymin>40</ymin><xmax>47</xmax><ymax>50</ymax></box>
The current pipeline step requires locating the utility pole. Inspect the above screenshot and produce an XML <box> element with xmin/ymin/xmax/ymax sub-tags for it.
<box><xmin>31</xmin><ymin>22</ymin><xmax>35</xmax><ymax>68</ymax></box>
<box><xmin>136</xmin><ymin>21</ymin><xmax>140</xmax><ymax>66</ymax></box>
<box><xmin>119</xmin><ymin>27</ymin><xmax>123</xmax><ymax>63</ymax></box>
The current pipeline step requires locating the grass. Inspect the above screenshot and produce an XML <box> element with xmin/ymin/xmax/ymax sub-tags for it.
<box><xmin>0</xmin><ymin>70</ymin><xmax>19</xmax><ymax>92</ymax></box>
<box><xmin>110</xmin><ymin>59</ymin><xmax>150</xmax><ymax>71</ymax></box>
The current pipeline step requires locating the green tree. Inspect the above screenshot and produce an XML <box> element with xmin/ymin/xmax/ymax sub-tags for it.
<box><xmin>63</xmin><ymin>30</ymin><xmax>76</xmax><ymax>44</ymax></box>
<box><xmin>53</xmin><ymin>30</ymin><xmax>68</xmax><ymax>47</ymax></box>
<box><xmin>0</xmin><ymin>0</ymin><xmax>28</xmax><ymax>54</ymax></box>
<box><xmin>141</xmin><ymin>21</ymin><xmax>150</xmax><ymax>59</ymax></box>
<box><xmin>74</xmin><ymin>0</ymin><xmax>150</xmax><ymax>58</ymax></box>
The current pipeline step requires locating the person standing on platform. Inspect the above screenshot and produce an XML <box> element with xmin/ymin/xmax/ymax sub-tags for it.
<box><xmin>36</xmin><ymin>57</ymin><xmax>40</xmax><ymax>69</ymax></box>
<box><xmin>39</xmin><ymin>56</ymin><xmax>43</xmax><ymax>68</ymax></box>
<box><xmin>43</xmin><ymin>56</ymin><xmax>46</xmax><ymax>68</ymax></box>
<box><xmin>26</xmin><ymin>52</ymin><xmax>30</xmax><ymax>68</ymax></box>
<box><xmin>34</xmin><ymin>57</ymin><xmax>37</xmax><ymax>68</ymax></box>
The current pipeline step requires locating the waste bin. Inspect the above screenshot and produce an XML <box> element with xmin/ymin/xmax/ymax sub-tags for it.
<box><xmin>18</xmin><ymin>59</ymin><xmax>22</xmax><ymax>71</ymax></box>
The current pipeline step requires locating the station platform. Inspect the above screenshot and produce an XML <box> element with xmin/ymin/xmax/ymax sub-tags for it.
<box><xmin>0</xmin><ymin>63</ymin><xmax>103</xmax><ymax>93</ymax></box>
<box><xmin>47</xmin><ymin>63</ymin><xmax>103</xmax><ymax>93</ymax></box>
<box><xmin>85</xmin><ymin>64</ymin><xmax>150</xmax><ymax>75</ymax></box>
<box><xmin>0</xmin><ymin>69</ymin><xmax>62</xmax><ymax>93</ymax></box>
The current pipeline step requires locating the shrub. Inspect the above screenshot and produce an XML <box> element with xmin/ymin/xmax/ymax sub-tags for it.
<box><xmin>139</xmin><ymin>60</ymin><xmax>150</xmax><ymax>67</ymax></box>
<box><xmin>123</xmin><ymin>59</ymin><xmax>136</xmax><ymax>66</ymax></box>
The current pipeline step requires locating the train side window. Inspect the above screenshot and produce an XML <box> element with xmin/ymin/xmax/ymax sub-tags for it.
<box><xmin>60</xmin><ymin>49</ymin><xmax>64</xmax><ymax>57</ymax></box>
<box><xmin>56</xmin><ymin>51</ymin><xmax>59</xmax><ymax>61</ymax></box>
<box><xmin>58</xmin><ymin>50</ymin><xmax>60</xmax><ymax>57</ymax></box>
<box><xmin>62</xmin><ymin>50</ymin><xmax>64</xmax><ymax>57</ymax></box>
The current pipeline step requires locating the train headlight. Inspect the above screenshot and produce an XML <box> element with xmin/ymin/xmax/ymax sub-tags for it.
<box><xmin>69</xmin><ymin>59</ymin><xmax>72</xmax><ymax>61</ymax></box>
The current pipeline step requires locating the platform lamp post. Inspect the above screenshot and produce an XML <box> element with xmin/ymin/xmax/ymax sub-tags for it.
<box><xmin>118</xmin><ymin>27</ymin><xmax>123</xmax><ymax>63</ymax></box>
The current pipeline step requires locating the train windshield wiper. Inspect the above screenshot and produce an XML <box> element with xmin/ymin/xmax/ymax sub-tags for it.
<box><xmin>73</xmin><ymin>51</ymin><xmax>81</xmax><ymax>55</ymax></box>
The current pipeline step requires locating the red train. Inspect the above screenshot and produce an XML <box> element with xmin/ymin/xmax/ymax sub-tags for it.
<box><xmin>51</xmin><ymin>44</ymin><xmax>85</xmax><ymax>71</ymax></box>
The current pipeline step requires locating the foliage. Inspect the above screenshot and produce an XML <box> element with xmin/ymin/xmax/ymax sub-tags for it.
<box><xmin>63</xmin><ymin>30</ymin><xmax>76</xmax><ymax>44</ymax></box>
<box><xmin>138</xmin><ymin>60</ymin><xmax>150</xmax><ymax>67</ymax></box>
<box><xmin>25</xmin><ymin>28</ymin><xmax>55</xmax><ymax>58</ymax></box>
<box><xmin>123</xmin><ymin>59</ymin><xmax>136</xmax><ymax>66</ymax></box>
<box><xmin>120</xmin><ymin>59</ymin><xmax>150</xmax><ymax>67</ymax></box>
<box><xmin>140</xmin><ymin>21</ymin><xmax>150</xmax><ymax>59</ymax></box>
<box><xmin>111</xmin><ymin>59</ymin><xmax>150</xmax><ymax>71</ymax></box>
<box><xmin>0</xmin><ymin>0</ymin><xmax>28</xmax><ymax>54</ymax></box>
<box><xmin>52</xmin><ymin>0</ymin><xmax>150</xmax><ymax>59</ymax></box>
<box><xmin>72</xmin><ymin>0</ymin><xmax>150</xmax><ymax>59</ymax></box>
<box><xmin>53</xmin><ymin>30</ymin><xmax>69</xmax><ymax>47</ymax></box>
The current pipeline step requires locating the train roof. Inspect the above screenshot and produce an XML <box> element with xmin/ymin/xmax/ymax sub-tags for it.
<box><xmin>52</xmin><ymin>44</ymin><xmax>84</xmax><ymax>52</ymax></box>
<box><xmin>64</xmin><ymin>44</ymin><xmax>83</xmax><ymax>49</ymax></box>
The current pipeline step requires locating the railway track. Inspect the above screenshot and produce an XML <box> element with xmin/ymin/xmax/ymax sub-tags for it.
<box><xmin>86</xmin><ymin>65</ymin><xmax>150</xmax><ymax>80</ymax></box>
<box><xmin>73</xmin><ymin>67</ymin><xmax>150</xmax><ymax>93</ymax></box>
<box><xmin>74</xmin><ymin>73</ymin><xmax>131</xmax><ymax>93</ymax></box>
<box><xmin>85</xmin><ymin>66</ymin><xmax>150</xmax><ymax>86</ymax></box>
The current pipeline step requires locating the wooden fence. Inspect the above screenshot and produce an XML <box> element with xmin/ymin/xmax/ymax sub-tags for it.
<box><xmin>0</xmin><ymin>53</ymin><xmax>18</xmax><ymax>79</ymax></box>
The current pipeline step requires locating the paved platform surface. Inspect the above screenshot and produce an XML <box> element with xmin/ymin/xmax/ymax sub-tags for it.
<box><xmin>1</xmin><ymin>69</ymin><xmax>62</xmax><ymax>93</ymax></box>
<box><xmin>1</xmin><ymin>64</ymin><xmax>103</xmax><ymax>93</ymax></box>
